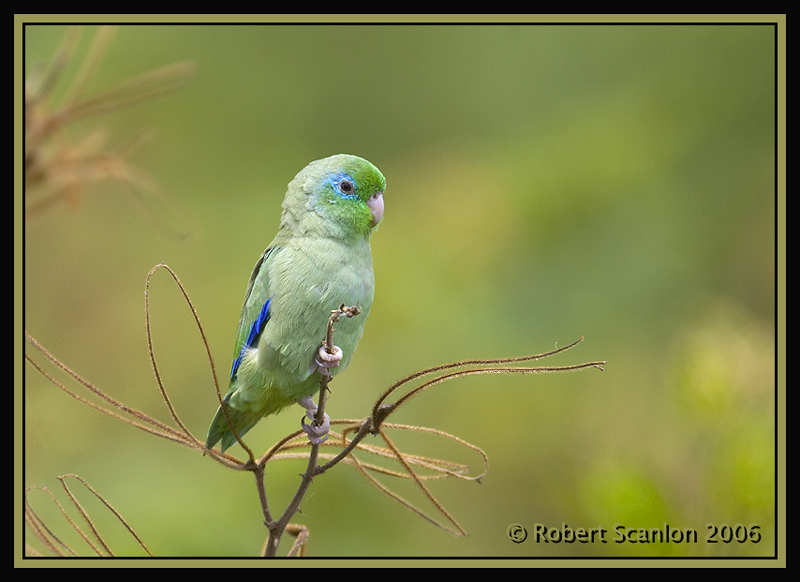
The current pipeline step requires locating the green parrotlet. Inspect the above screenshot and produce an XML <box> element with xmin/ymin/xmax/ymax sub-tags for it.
<box><xmin>206</xmin><ymin>154</ymin><xmax>386</xmax><ymax>452</ymax></box>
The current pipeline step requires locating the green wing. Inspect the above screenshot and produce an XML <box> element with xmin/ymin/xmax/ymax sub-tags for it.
<box><xmin>229</xmin><ymin>246</ymin><xmax>279</xmax><ymax>382</ymax></box>
<box><xmin>205</xmin><ymin>246</ymin><xmax>280</xmax><ymax>451</ymax></box>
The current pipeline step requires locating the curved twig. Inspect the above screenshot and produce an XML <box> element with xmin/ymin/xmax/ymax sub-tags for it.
<box><xmin>26</xmin><ymin>262</ymin><xmax>606</xmax><ymax>557</ymax></box>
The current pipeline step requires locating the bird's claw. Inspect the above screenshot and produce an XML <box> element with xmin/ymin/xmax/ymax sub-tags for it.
<box><xmin>314</xmin><ymin>344</ymin><xmax>343</xmax><ymax>376</ymax></box>
<box><xmin>301</xmin><ymin>414</ymin><xmax>330</xmax><ymax>444</ymax></box>
<box><xmin>297</xmin><ymin>395</ymin><xmax>330</xmax><ymax>445</ymax></box>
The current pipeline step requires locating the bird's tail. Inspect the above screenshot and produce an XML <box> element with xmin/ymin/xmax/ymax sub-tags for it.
<box><xmin>205</xmin><ymin>396</ymin><xmax>262</xmax><ymax>453</ymax></box>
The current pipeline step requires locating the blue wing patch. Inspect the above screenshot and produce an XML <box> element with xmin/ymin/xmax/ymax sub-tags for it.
<box><xmin>231</xmin><ymin>298</ymin><xmax>271</xmax><ymax>380</ymax></box>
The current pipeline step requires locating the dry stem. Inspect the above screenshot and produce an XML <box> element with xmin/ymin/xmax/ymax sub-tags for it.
<box><xmin>25</xmin><ymin>262</ymin><xmax>605</xmax><ymax>557</ymax></box>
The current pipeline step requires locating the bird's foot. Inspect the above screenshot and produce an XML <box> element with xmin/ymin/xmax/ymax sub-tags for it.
<box><xmin>297</xmin><ymin>395</ymin><xmax>330</xmax><ymax>445</ymax></box>
<box><xmin>314</xmin><ymin>343</ymin><xmax>343</xmax><ymax>376</ymax></box>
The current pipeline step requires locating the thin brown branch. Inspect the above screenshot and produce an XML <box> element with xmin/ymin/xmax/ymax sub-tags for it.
<box><xmin>145</xmin><ymin>263</ymin><xmax>212</xmax><ymax>442</ymax></box>
<box><xmin>369</xmin><ymin>337</ymin><xmax>605</xmax><ymax>434</ymax></box>
<box><xmin>25</xmin><ymin>475</ymin><xmax>155</xmax><ymax>557</ymax></box>
<box><xmin>314</xmin><ymin>418</ymin><xmax>375</xmax><ymax>475</ymax></box>
<box><xmin>260</xmin><ymin>304</ymin><xmax>361</xmax><ymax>557</ymax></box>
<box><xmin>57</xmin><ymin>475</ymin><xmax>115</xmax><ymax>556</ymax></box>
<box><xmin>285</xmin><ymin>523</ymin><xmax>310</xmax><ymax>557</ymax></box>
<box><xmin>346</xmin><ymin>439</ymin><xmax>466</xmax><ymax>536</ymax></box>
<box><xmin>25</xmin><ymin>334</ymin><xmax>192</xmax><ymax>447</ymax></box>
<box><xmin>373</xmin><ymin>336</ymin><xmax>599</xmax><ymax>416</ymax></box>
<box><xmin>25</xmin><ymin>486</ymin><xmax>81</xmax><ymax>557</ymax></box>
<box><xmin>144</xmin><ymin>262</ymin><xmax>256</xmax><ymax>465</ymax></box>
<box><xmin>26</xmin><ymin>259</ymin><xmax>606</xmax><ymax>556</ymax></box>
<box><xmin>392</xmin><ymin>360</ymin><xmax>606</xmax><ymax>412</ymax></box>
<box><xmin>58</xmin><ymin>474</ymin><xmax>155</xmax><ymax>557</ymax></box>
<box><xmin>144</xmin><ymin>263</ymin><xmax>257</xmax><ymax>468</ymax></box>
<box><xmin>379</xmin><ymin>428</ymin><xmax>467</xmax><ymax>536</ymax></box>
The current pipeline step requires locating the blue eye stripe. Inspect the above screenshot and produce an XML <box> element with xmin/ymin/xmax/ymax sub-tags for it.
<box><xmin>325</xmin><ymin>172</ymin><xmax>359</xmax><ymax>200</ymax></box>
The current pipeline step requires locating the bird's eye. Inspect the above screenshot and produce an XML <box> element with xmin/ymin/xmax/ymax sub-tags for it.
<box><xmin>339</xmin><ymin>180</ymin><xmax>354</xmax><ymax>193</ymax></box>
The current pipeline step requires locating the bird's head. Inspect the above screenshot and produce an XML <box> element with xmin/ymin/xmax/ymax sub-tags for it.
<box><xmin>283</xmin><ymin>154</ymin><xmax>386</xmax><ymax>239</ymax></box>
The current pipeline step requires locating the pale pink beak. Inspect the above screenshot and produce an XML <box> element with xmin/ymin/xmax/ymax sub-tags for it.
<box><xmin>367</xmin><ymin>191</ymin><xmax>384</xmax><ymax>226</ymax></box>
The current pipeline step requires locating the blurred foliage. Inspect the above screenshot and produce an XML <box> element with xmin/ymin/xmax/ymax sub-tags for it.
<box><xmin>21</xmin><ymin>21</ymin><xmax>778</xmax><ymax>559</ymax></box>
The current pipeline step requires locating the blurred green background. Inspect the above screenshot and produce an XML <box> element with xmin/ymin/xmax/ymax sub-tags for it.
<box><xmin>21</xmin><ymin>20</ymin><xmax>778</xmax><ymax>559</ymax></box>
